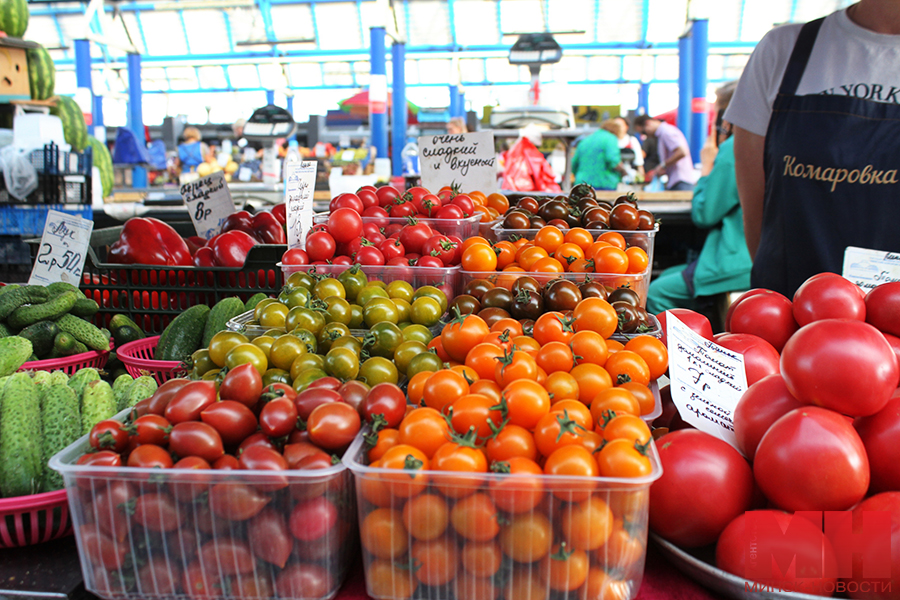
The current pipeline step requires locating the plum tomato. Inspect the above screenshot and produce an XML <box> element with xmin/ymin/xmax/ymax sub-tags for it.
<box><xmin>361</xmin><ymin>383</ymin><xmax>407</xmax><ymax>429</ymax></box>
<box><xmin>200</xmin><ymin>400</ymin><xmax>258</xmax><ymax>446</ymax></box>
<box><xmin>89</xmin><ymin>420</ymin><xmax>129</xmax><ymax>453</ymax></box>
<box><xmin>289</xmin><ymin>497</ymin><xmax>338</xmax><ymax>541</ymax></box>
<box><xmin>164</xmin><ymin>381</ymin><xmax>217</xmax><ymax>424</ymax></box>
<box><xmin>168</xmin><ymin>422</ymin><xmax>225</xmax><ymax>463</ymax></box>
<box><xmin>218</xmin><ymin>363</ymin><xmax>263</xmax><ymax>409</ymax></box>
<box><xmin>259</xmin><ymin>396</ymin><xmax>299</xmax><ymax>438</ymax></box>
<box><xmin>307</xmin><ymin>402</ymin><xmax>361</xmax><ymax>451</ymax></box>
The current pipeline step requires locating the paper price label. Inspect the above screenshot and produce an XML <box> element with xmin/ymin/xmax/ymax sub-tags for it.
<box><xmin>29</xmin><ymin>209</ymin><xmax>94</xmax><ymax>286</ymax></box>
<box><xmin>180</xmin><ymin>171</ymin><xmax>235</xmax><ymax>240</ymax></box>
<box><xmin>285</xmin><ymin>161</ymin><xmax>318</xmax><ymax>249</ymax></box>
<box><xmin>419</xmin><ymin>131</ymin><xmax>497</xmax><ymax>194</ymax></box>
<box><xmin>666</xmin><ymin>311</ymin><xmax>748</xmax><ymax>451</ymax></box>
<box><xmin>843</xmin><ymin>246</ymin><xmax>900</xmax><ymax>292</ymax></box>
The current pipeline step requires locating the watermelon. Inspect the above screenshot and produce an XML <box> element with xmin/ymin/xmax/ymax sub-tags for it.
<box><xmin>26</xmin><ymin>44</ymin><xmax>55</xmax><ymax>100</ymax></box>
<box><xmin>50</xmin><ymin>95</ymin><xmax>87</xmax><ymax>152</ymax></box>
<box><xmin>87</xmin><ymin>135</ymin><xmax>113</xmax><ymax>198</ymax></box>
<box><xmin>0</xmin><ymin>0</ymin><xmax>28</xmax><ymax>38</ymax></box>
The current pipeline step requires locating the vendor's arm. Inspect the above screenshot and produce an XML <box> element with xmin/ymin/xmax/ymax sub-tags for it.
<box><xmin>733</xmin><ymin>127</ymin><xmax>766</xmax><ymax>258</ymax></box>
<box><xmin>692</xmin><ymin>138</ymin><xmax>738</xmax><ymax>228</ymax></box>
<box><xmin>605</xmin><ymin>136</ymin><xmax>622</xmax><ymax>171</ymax></box>
<box><xmin>656</xmin><ymin>145</ymin><xmax>687</xmax><ymax>175</ymax></box>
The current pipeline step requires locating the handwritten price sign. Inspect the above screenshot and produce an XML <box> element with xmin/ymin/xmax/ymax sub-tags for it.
<box><xmin>419</xmin><ymin>131</ymin><xmax>497</xmax><ymax>194</ymax></box>
<box><xmin>180</xmin><ymin>171</ymin><xmax>235</xmax><ymax>240</ymax></box>
<box><xmin>285</xmin><ymin>161</ymin><xmax>318</xmax><ymax>249</ymax></box>
<box><xmin>666</xmin><ymin>311</ymin><xmax>748</xmax><ymax>451</ymax></box>
<box><xmin>29</xmin><ymin>210</ymin><xmax>94</xmax><ymax>285</ymax></box>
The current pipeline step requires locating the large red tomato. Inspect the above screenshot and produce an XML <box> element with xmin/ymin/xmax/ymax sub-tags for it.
<box><xmin>781</xmin><ymin>319</ymin><xmax>899</xmax><ymax>417</ymax></box>
<box><xmin>656</xmin><ymin>309</ymin><xmax>714</xmax><ymax>349</ymax></box>
<box><xmin>866</xmin><ymin>282</ymin><xmax>900</xmax><ymax>337</ymax></box>
<box><xmin>842</xmin><ymin>492</ymin><xmax>900</xmax><ymax>600</ymax></box>
<box><xmin>649</xmin><ymin>430</ymin><xmax>755</xmax><ymax>548</ymax></box>
<box><xmin>727</xmin><ymin>291</ymin><xmax>798</xmax><ymax>352</ymax></box>
<box><xmin>792</xmin><ymin>273</ymin><xmax>866</xmax><ymax>326</ymax></box>
<box><xmin>716</xmin><ymin>510</ymin><xmax>837</xmax><ymax>595</ymax></box>
<box><xmin>733</xmin><ymin>374</ymin><xmax>804</xmax><ymax>461</ymax></box>
<box><xmin>854</xmin><ymin>397</ymin><xmax>900</xmax><ymax>494</ymax></box>
<box><xmin>883</xmin><ymin>333</ymin><xmax>900</xmax><ymax>370</ymax></box>
<box><xmin>724</xmin><ymin>289</ymin><xmax>777</xmax><ymax>331</ymax></box>
<box><xmin>714</xmin><ymin>333</ymin><xmax>781</xmax><ymax>387</ymax></box>
<box><xmin>754</xmin><ymin>406</ymin><xmax>869</xmax><ymax>511</ymax></box>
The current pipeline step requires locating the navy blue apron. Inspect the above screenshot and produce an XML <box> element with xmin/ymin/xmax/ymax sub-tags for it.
<box><xmin>754</xmin><ymin>17</ymin><xmax>900</xmax><ymax>297</ymax></box>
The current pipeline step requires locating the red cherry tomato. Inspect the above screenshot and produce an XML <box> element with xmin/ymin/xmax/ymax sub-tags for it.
<box><xmin>289</xmin><ymin>497</ymin><xmax>338</xmax><ymax>541</ymax></box>
<box><xmin>168</xmin><ymin>422</ymin><xmax>225</xmax><ymax>463</ymax></box>
<box><xmin>219</xmin><ymin>363</ymin><xmax>263</xmax><ymax>409</ymax></box>
<box><xmin>200</xmin><ymin>401</ymin><xmax>258</xmax><ymax>446</ymax></box>
<box><xmin>89</xmin><ymin>420</ymin><xmax>129</xmax><ymax>453</ymax></box>
<box><xmin>307</xmin><ymin>402</ymin><xmax>361</xmax><ymax>451</ymax></box>
<box><xmin>259</xmin><ymin>396</ymin><xmax>299</xmax><ymax>438</ymax></box>
<box><xmin>282</xmin><ymin>248</ymin><xmax>310</xmax><ymax>266</ymax></box>
<box><xmin>164</xmin><ymin>381</ymin><xmax>217</xmax><ymax>424</ymax></box>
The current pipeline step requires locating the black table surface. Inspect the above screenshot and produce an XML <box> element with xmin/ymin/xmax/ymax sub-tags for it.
<box><xmin>0</xmin><ymin>535</ymin><xmax>95</xmax><ymax>600</ymax></box>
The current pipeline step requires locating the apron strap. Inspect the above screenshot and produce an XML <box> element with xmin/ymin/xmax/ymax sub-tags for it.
<box><xmin>778</xmin><ymin>17</ymin><xmax>826</xmax><ymax>96</ymax></box>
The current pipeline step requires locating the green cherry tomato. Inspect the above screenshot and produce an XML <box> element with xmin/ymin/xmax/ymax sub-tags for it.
<box><xmin>402</xmin><ymin>324</ymin><xmax>434</xmax><ymax>345</ymax></box>
<box><xmin>330</xmin><ymin>335</ymin><xmax>363</xmax><ymax>356</ymax></box>
<box><xmin>325</xmin><ymin>347</ymin><xmax>360</xmax><ymax>381</ymax></box>
<box><xmin>386</xmin><ymin>280</ymin><xmax>415</xmax><ymax>303</ymax></box>
<box><xmin>253</xmin><ymin>298</ymin><xmax>279</xmax><ymax>321</ymax></box>
<box><xmin>358</xmin><ymin>356</ymin><xmax>399</xmax><ymax>386</ymax></box>
<box><xmin>348</xmin><ymin>304</ymin><xmax>365</xmax><ymax>329</ymax></box>
<box><xmin>190</xmin><ymin>349</ymin><xmax>216</xmax><ymax>376</ymax></box>
<box><xmin>224</xmin><ymin>343</ymin><xmax>268</xmax><ymax>376</ymax></box>
<box><xmin>263</xmin><ymin>368</ymin><xmax>293</xmax><ymax>387</ymax></box>
<box><xmin>410</xmin><ymin>296</ymin><xmax>443</xmax><ymax>327</ymax></box>
<box><xmin>413</xmin><ymin>285</ymin><xmax>449</xmax><ymax>314</ymax></box>
<box><xmin>285</xmin><ymin>287</ymin><xmax>311</xmax><ymax>309</ymax></box>
<box><xmin>285</xmin><ymin>307</ymin><xmax>326</xmax><ymax>337</ymax></box>
<box><xmin>319</xmin><ymin>322</ymin><xmax>351</xmax><ymax>353</ymax></box>
<box><xmin>363</xmin><ymin>297</ymin><xmax>400</xmax><ymax>328</ymax></box>
<box><xmin>252</xmin><ymin>335</ymin><xmax>277</xmax><ymax>359</ymax></box>
<box><xmin>368</xmin><ymin>281</ymin><xmax>387</xmax><ymax>291</ymax></box>
<box><xmin>289</xmin><ymin>328</ymin><xmax>318</xmax><ymax>354</ymax></box>
<box><xmin>208</xmin><ymin>331</ymin><xmax>249</xmax><ymax>367</ymax></box>
<box><xmin>202</xmin><ymin>368</ymin><xmax>221</xmax><ymax>381</ymax></box>
<box><xmin>338</xmin><ymin>266</ymin><xmax>369</xmax><ymax>302</ymax></box>
<box><xmin>293</xmin><ymin>368</ymin><xmax>328</xmax><ymax>392</ymax></box>
<box><xmin>286</xmin><ymin>271</ymin><xmax>317</xmax><ymax>291</ymax></box>
<box><xmin>357</xmin><ymin>285</ymin><xmax>390</xmax><ymax>307</ymax></box>
<box><xmin>393</xmin><ymin>340</ymin><xmax>428</xmax><ymax>376</ymax></box>
<box><xmin>324</xmin><ymin>296</ymin><xmax>353</xmax><ymax>326</ymax></box>
<box><xmin>392</xmin><ymin>298</ymin><xmax>412</xmax><ymax>324</ymax></box>
<box><xmin>364</xmin><ymin>322</ymin><xmax>404</xmax><ymax>358</ymax></box>
<box><xmin>406</xmin><ymin>350</ymin><xmax>444</xmax><ymax>379</ymax></box>
<box><xmin>314</xmin><ymin>278</ymin><xmax>346</xmax><ymax>301</ymax></box>
<box><xmin>291</xmin><ymin>353</ymin><xmax>325</xmax><ymax>381</ymax></box>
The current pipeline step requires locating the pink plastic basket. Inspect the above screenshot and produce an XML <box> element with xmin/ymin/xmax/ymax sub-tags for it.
<box><xmin>18</xmin><ymin>348</ymin><xmax>110</xmax><ymax>375</ymax></box>
<box><xmin>116</xmin><ymin>336</ymin><xmax>186</xmax><ymax>384</ymax></box>
<box><xmin>0</xmin><ymin>489</ymin><xmax>72</xmax><ymax>548</ymax></box>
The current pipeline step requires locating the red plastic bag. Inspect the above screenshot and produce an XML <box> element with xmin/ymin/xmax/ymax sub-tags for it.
<box><xmin>501</xmin><ymin>136</ymin><xmax>562</xmax><ymax>193</ymax></box>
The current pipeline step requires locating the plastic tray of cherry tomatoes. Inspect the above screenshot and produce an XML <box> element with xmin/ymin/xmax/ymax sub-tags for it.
<box><xmin>491</xmin><ymin>222</ymin><xmax>658</xmax><ymax>266</ymax></box>
<box><xmin>312</xmin><ymin>212</ymin><xmax>485</xmax><ymax>240</ymax></box>
<box><xmin>49</xmin><ymin>421</ymin><xmax>357</xmax><ymax>600</ymax></box>
<box><xmin>281</xmin><ymin>262</ymin><xmax>461</xmax><ymax>299</ymax></box>
<box><xmin>344</xmin><ymin>429</ymin><xmax>663</xmax><ymax>600</ymax></box>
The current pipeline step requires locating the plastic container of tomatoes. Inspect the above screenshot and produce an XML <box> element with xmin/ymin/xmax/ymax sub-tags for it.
<box><xmin>312</xmin><ymin>212</ymin><xmax>484</xmax><ymax>240</ymax></box>
<box><xmin>49</xmin><ymin>422</ymin><xmax>357</xmax><ymax>600</ymax></box>
<box><xmin>226</xmin><ymin>309</ymin><xmax>443</xmax><ymax>342</ymax></box>
<box><xmin>344</xmin><ymin>430</ymin><xmax>662</xmax><ymax>600</ymax></box>
<box><xmin>281</xmin><ymin>263</ymin><xmax>462</xmax><ymax>299</ymax></box>
<box><xmin>492</xmin><ymin>222</ymin><xmax>658</xmax><ymax>270</ymax></box>
<box><xmin>460</xmin><ymin>267</ymin><xmax>651</xmax><ymax>306</ymax></box>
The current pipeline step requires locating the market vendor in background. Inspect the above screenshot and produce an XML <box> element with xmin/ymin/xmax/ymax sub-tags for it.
<box><xmin>571</xmin><ymin>125</ymin><xmax>622</xmax><ymax>191</ymax></box>
<box><xmin>604</xmin><ymin>117</ymin><xmax>645</xmax><ymax>185</ymax></box>
<box><xmin>634</xmin><ymin>114</ymin><xmax>697</xmax><ymax>191</ymax></box>
<box><xmin>177</xmin><ymin>126</ymin><xmax>209</xmax><ymax>173</ymax></box>
<box><xmin>647</xmin><ymin>82</ymin><xmax>751</xmax><ymax>315</ymax></box>
<box><xmin>727</xmin><ymin>0</ymin><xmax>900</xmax><ymax>297</ymax></box>
<box><xmin>447</xmin><ymin>117</ymin><xmax>468</xmax><ymax>135</ymax></box>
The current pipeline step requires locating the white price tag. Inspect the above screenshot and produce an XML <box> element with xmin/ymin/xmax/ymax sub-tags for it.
<box><xmin>666</xmin><ymin>311</ymin><xmax>748</xmax><ymax>451</ymax></box>
<box><xmin>418</xmin><ymin>131</ymin><xmax>497</xmax><ymax>195</ymax></box>
<box><xmin>842</xmin><ymin>246</ymin><xmax>900</xmax><ymax>292</ymax></box>
<box><xmin>180</xmin><ymin>171</ymin><xmax>235</xmax><ymax>240</ymax></box>
<box><xmin>340</xmin><ymin>150</ymin><xmax>356</xmax><ymax>162</ymax></box>
<box><xmin>285</xmin><ymin>161</ymin><xmax>318</xmax><ymax>249</ymax></box>
<box><xmin>29</xmin><ymin>210</ymin><xmax>94</xmax><ymax>285</ymax></box>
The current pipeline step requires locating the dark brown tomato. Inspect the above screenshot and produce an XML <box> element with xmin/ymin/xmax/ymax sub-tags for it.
<box><xmin>549</xmin><ymin>218</ymin><xmax>571</xmax><ymax>230</ymax></box>
<box><xmin>529</xmin><ymin>216</ymin><xmax>547</xmax><ymax>228</ymax></box>
<box><xmin>579</xmin><ymin>279</ymin><xmax>609</xmax><ymax>300</ymax></box>
<box><xmin>583</xmin><ymin>219</ymin><xmax>610</xmax><ymax>231</ymax></box>
<box><xmin>538</xmin><ymin>200</ymin><xmax>569</xmax><ymax>222</ymax></box>
<box><xmin>612</xmin><ymin>301</ymin><xmax>643</xmax><ymax>333</ymax></box>
<box><xmin>614</xmin><ymin>193</ymin><xmax>638</xmax><ymax>206</ymax></box>
<box><xmin>637</xmin><ymin>209</ymin><xmax>656</xmax><ymax>231</ymax></box>
<box><xmin>544</xmin><ymin>280</ymin><xmax>583</xmax><ymax>312</ymax></box>
<box><xmin>510</xmin><ymin>289</ymin><xmax>544</xmax><ymax>321</ymax></box>
<box><xmin>477</xmin><ymin>307</ymin><xmax>512</xmax><ymax>328</ymax></box>
<box><xmin>610</xmin><ymin>203</ymin><xmax>640</xmax><ymax>230</ymax></box>
<box><xmin>503</xmin><ymin>211</ymin><xmax>531</xmax><ymax>230</ymax></box>
<box><xmin>608</xmin><ymin>287</ymin><xmax>643</xmax><ymax>307</ymax></box>
<box><xmin>517</xmin><ymin>196</ymin><xmax>540</xmax><ymax>213</ymax></box>
<box><xmin>583</xmin><ymin>207</ymin><xmax>610</xmax><ymax>224</ymax></box>
<box><xmin>577</xmin><ymin>198</ymin><xmax>600</xmax><ymax>212</ymax></box>
<box><xmin>450</xmin><ymin>294</ymin><xmax>481</xmax><ymax>316</ymax></box>
<box><xmin>563</xmin><ymin>211</ymin><xmax>582</xmax><ymax>228</ymax></box>
<box><xmin>511</xmin><ymin>276</ymin><xmax>542</xmax><ymax>296</ymax></box>
<box><xmin>463</xmin><ymin>279</ymin><xmax>495</xmax><ymax>301</ymax></box>
<box><xmin>481</xmin><ymin>287</ymin><xmax>513</xmax><ymax>311</ymax></box>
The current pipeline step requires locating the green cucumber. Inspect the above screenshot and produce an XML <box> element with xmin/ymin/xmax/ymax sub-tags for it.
<box><xmin>109</xmin><ymin>314</ymin><xmax>144</xmax><ymax>348</ymax></box>
<box><xmin>202</xmin><ymin>297</ymin><xmax>246</xmax><ymax>348</ymax></box>
<box><xmin>67</xmin><ymin>368</ymin><xmax>100</xmax><ymax>406</ymax></box>
<box><xmin>8</xmin><ymin>291</ymin><xmax>78</xmax><ymax>330</ymax></box>
<box><xmin>244</xmin><ymin>293</ymin><xmax>269</xmax><ymax>312</ymax></box>
<box><xmin>0</xmin><ymin>286</ymin><xmax>50</xmax><ymax>320</ymax></box>
<box><xmin>125</xmin><ymin>376</ymin><xmax>158</xmax><ymax>410</ymax></box>
<box><xmin>156</xmin><ymin>304</ymin><xmax>210</xmax><ymax>362</ymax></box>
<box><xmin>81</xmin><ymin>380</ymin><xmax>116</xmax><ymax>436</ymax></box>
<box><xmin>0</xmin><ymin>336</ymin><xmax>33</xmax><ymax>377</ymax></box>
<box><xmin>52</xmin><ymin>332</ymin><xmax>77</xmax><ymax>356</ymax></box>
<box><xmin>112</xmin><ymin>374</ymin><xmax>134</xmax><ymax>412</ymax></box>
<box><xmin>0</xmin><ymin>373</ymin><xmax>42</xmax><ymax>497</ymax></box>
<box><xmin>55</xmin><ymin>314</ymin><xmax>111</xmax><ymax>352</ymax></box>
<box><xmin>70</xmin><ymin>297</ymin><xmax>99</xmax><ymax>319</ymax></box>
<box><xmin>39</xmin><ymin>384</ymin><xmax>80</xmax><ymax>492</ymax></box>
<box><xmin>17</xmin><ymin>321</ymin><xmax>59</xmax><ymax>358</ymax></box>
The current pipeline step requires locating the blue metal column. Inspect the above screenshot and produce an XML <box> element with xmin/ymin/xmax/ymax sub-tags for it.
<box><xmin>266</xmin><ymin>90</ymin><xmax>275</xmax><ymax>105</ymax></box>
<box><xmin>677</xmin><ymin>30</ymin><xmax>692</xmax><ymax>147</ymax></box>
<box><xmin>458</xmin><ymin>91</ymin><xmax>465</xmax><ymax>118</ymax></box>
<box><xmin>74</xmin><ymin>39</ymin><xmax>93</xmax><ymax>135</ymax></box>
<box><xmin>391</xmin><ymin>41</ymin><xmax>407</xmax><ymax>177</ymax></box>
<box><xmin>287</xmin><ymin>95</ymin><xmax>293</xmax><ymax>115</ymax></box>
<box><xmin>689</xmin><ymin>18</ymin><xmax>708</xmax><ymax>164</ymax></box>
<box><xmin>637</xmin><ymin>83</ymin><xmax>650</xmax><ymax>115</ymax></box>
<box><xmin>370</xmin><ymin>27</ymin><xmax>388</xmax><ymax>161</ymax></box>
<box><xmin>127</xmin><ymin>53</ymin><xmax>147</xmax><ymax>188</ymax></box>
<box><xmin>93</xmin><ymin>96</ymin><xmax>104</xmax><ymax>129</ymax></box>
<box><xmin>449</xmin><ymin>85</ymin><xmax>459</xmax><ymax>118</ymax></box>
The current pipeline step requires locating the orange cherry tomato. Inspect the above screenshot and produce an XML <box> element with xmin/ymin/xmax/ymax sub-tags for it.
<box><xmin>462</xmin><ymin>236</ymin><xmax>492</xmax><ymax>252</ymax></box>
<box><xmin>624</xmin><ymin>335</ymin><xmax>668</xmax><ymax>380</ymax></box>
<box><xmin>564</xmin><ymin>227</ymin><xmax>594</xmax><ymax>252</ymax></box>
<box><xmin>531</xmin><ymin>256</ymin><xmax>565</xmax><ymax>274</ymax></box>
<box><xmin>450</xmin><ymin>493</ymin><xmax>499</xmax><ymax>541</ymax></box>
<box><xmin>543</xmin><ymin>445</ymin><xmax>598</xmax><ymax>501</ymax></box>
<box><xmin>469</xmin><ymin>379</ymin><xmax>502</xmax><ymax>404</ymax></box>
<box><xmin>502</xmin><ymin>379</ymin><xmax>551</xmax><ymax>430</ymax></box>
<box><xmin>554</xmin><ymin>243</ymin><xmax>585</xmax><ymax>269</ymax></box>
<box><xmin>486</xmin><ymin>192</ymin><xmax>510</xmax><ymax>215</ymax></box>
<box><xmin>490</xmin><ymin>317</ymin><xmax>524</xmax><ymax>337</ymax></box>
<box><xmin>536</xmin><ymin>341</ymin><xmax>576</xmax><ymax>374</ymax></box>
<box><xmin>379</xmin><ymin>445</ymin><xmax>430</xmax><ymax>498</ymax></box>
<box><xmin>361</xmin><ymin>508</ymin><xmax>410</xmax><ymax>559</ymax></box>
<box><xmin>402</xmin><ymin>493</ymin><xmax>449</xmax><ymax>541</ymax></box>
<box><xmin>570</xmin><ymin>363</ymin><xmax>613</xmax><ymax>406</ymax></box>
<box><xmin>423</xmin><ymin>370</ymin><xmax>471</xmax><ymax>414</ymax></box>
<box><xmin>607</xmin><ymin>339</ymin><xmax>625</xmax><ymax>353</ymax></box>
<box><xmin>367</xmin><ymin>428</ymin><xmax>400</xmax><ymax>462</ymax></box>
<box><xmin>573</xmin><ymin>298</ymin><xmax>618</xmax><ymax>339</ymax></box>
<box><xmin>625</xmin><ymin>246</ymin><xmax>650</xmax><ymax>274</ymax></box>
<box><xmin>485</xmin><ymin>424</ymin><xmax>538</xmax><ymax>463</ymax></box>
<box><xmin>407</xmin><ymin>370</ymin><xmax>432</xmax><ymax>406</ymax></box>
<box><xmin>595</xmin><ymin>438</ymin><xmax>653</xmax><ymax>478</ymax></box>
<box><xmin>593</xmin><ymin>246</ymin><xmax>629</xmax><ymax>274</ymax></box>
<box><xmin>598</xmin><ymin>231</ymin><xmax>626</xmax><ymax>250</ymax></box>
<box><xmin>560</xmin><ymin>496</ymin><xmax>614</xmax><ymax>551</ymax></box>
<box><xmin>590</xmin><ymin>388</ymin><xmax>641</xmax><ymax>425</ymax></box>
<box><xmin>617</xmin><ymin>381</ymin><xmax>656</xmax><ymax>416</ymax></box>
<box><xmin>534</xmin><ymin>226</ymin><xmax>565</xmax><ymax>254</ymax></box>
<box><xmin>545</xmin><ymin>371</ymin><xmax>580</xmax><ymax>403</ymax></box>
<box><xmin>540</xmin><ymin>543</ymin><xmax>589</xmax><ymax>591</ymax></box>
<box><xmin>601</xmin><ymin>413</ymin><xmax>652</xmax><ymax>445</ymax></box>
<box><xmin>533</xmin><ymin>312</ymin><xmax>576</xmax><ymax>345</ymax></box>
<box><xmin>511</xmin><ymin>335</ymin><xmax>541</xmax><ymax>358</ymax></box>
<box><xmin>604</xmin><ymin>350</ymin><xmax>651</xmax><ymax>386</ymax></box>
<box><xmin>397</xmin><ymin>407</ymin><xmax>453</xmax><ymax>459</ymax></box>
<box><xmin>570</xmin><ymin>330</ymin><xmax>609</xmax><ymax>367</ymax></box>
<box><xmin>517</xmin><ymin>246</ymin><xmax>549</xmax><ymax>271</ymax></box>
<box><xmin>462</xmin><ymin>244</ymin><xmax>499</xmax><ymax>272</ymax></box>
<box><xmin>495</xmin><ymin>350</ymin><xmax>539</xmax><ymax>387</ymax></box>
<box><xmin>450</xmin><ymin>393</ymin><xmax>502</xmax><ymax>438</ymax></box>
<box><xmin>493</xmin><ymin>241</ymin><xmax>518</xmax><ymax>269</ymax></box>
<box><xmin>465</xmin><ymin>343</ymin><xmax>504</xmax><ymax>381</ymax></box>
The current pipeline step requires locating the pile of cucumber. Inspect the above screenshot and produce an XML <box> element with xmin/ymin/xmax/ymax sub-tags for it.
<box><xmin>0</xmin><ymin>369</ymin><xmax>158</xmax><ymax>497</ymax></box>
<box><xmin>0</xmin><ymin>283</ymin><xmax>111</xmax><ymax>362</ymax></box>
<box><xmin>155</xmin><ymin>295</ymin><xmax>265</xmax><ymax>363</ymax></box>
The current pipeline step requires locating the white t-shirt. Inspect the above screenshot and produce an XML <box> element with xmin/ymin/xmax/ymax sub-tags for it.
<box><xmin>618</xmin><ymin>135</ymin><xmax>644</xmax><ymax>167</ymax></box>
<box><xmin>726</xmin><ymin>8</ymin><xmax>900</xmax><ymax>137</ymax></box>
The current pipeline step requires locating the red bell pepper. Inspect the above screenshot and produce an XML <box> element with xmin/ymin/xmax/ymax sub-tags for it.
<box><xmin>109</xmin><ymin>218</ymin><xmax>193</xmax><ymax>266</ymax></box>
<box><xmin>184</xmin><ymin>236</ymin><xmax>207</xmax><ymax>257</ymax></box>
<box><xmin>193</xmin><ymin>246</ymin><xmax>216</xmax><ymax>268</ymax></box>
<box><xmin>271</xmin><ymin>204</ymin><xmax>286</xmax><ymax>225</ymax></box>
<box><xmin>251</xmin><ymin>211</ymin><xmax>286</xmax><ymax>244</ymax></box>
<box><xmin>209</xmin><ymin>230</ymin><xmax>257</xmax><ymax>268</ymax></box>
<box><xmin>222</xmin><ymin>211</ymin><xmax>256</xmax><ymax>238</ymax></box>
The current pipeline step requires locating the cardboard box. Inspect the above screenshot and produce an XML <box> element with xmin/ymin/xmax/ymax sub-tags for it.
<box><xmin>0</xmin><ymin>38</ymin><xmax>37</xmax><ymax>103</ymax></box>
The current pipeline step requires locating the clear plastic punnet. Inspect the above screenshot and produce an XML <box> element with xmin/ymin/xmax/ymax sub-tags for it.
<box><xmin>49</xmin><ymin>419</ymin><xmax>357</xmax><ymax>600</ymax></box>
<box><xmin>344</xmin><ymin>428</ymin><xmax>663</xmax><ymax>600</ymax></box>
